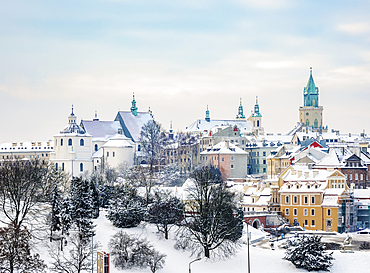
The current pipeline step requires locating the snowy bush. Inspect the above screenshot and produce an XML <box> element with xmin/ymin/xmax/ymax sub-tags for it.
<box><xmin>109</xmin><ymin>231</ymin><xmax>166</xmax><ymax>272</ymax></box>
<box><xmin>284</xmin><ymin>235</ymin><xmax>334</xmax><ymax>271</ymax></box>
<box><xmin>107</xmin><ymin>200</ymin><xmax>145</xmax><ymax>228</ymax></box>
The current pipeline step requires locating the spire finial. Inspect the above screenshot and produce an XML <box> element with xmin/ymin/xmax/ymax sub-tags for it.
<box><xmin>205</xmin><ymin>105</ymin><xmax>210</xmax><ymax>122</ymax></box>
<box><xmin>131</xmin><ymin>93</ymin><xmax>138</xmax><ymax>116</ymax></box>
<box><xmin>240</xmin><ymin>98</ymin><xmax>242</xmax><ymax>105</ymax></box>
<box><xmin>310</xmin><ymin>67</ymin><xmax>312</xmax><ymax>75</ymax></box>
<box><xmin>95</xmin><ymin>110</ymin><xmax>97</xmax><ymax>118</ymax></box>
<box><xmin>256</xmin><ymin>96</ymin><xmax>258</xmax><ymax>104</ymax></box>
<box><xmin>71</xmin><ymin>104</ymin><xmax>74</xmax><ymax>115</ymax></box>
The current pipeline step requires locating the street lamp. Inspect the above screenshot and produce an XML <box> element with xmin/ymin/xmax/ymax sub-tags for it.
<box><xmin>247</xmin><ymin>220</ymin><xmax>251</xmax><ymax>273</ymax></box>
<box><xmin>189</xmin><ymin>257</ymin><xmax>201</xmax><ymax>273</ymax></box>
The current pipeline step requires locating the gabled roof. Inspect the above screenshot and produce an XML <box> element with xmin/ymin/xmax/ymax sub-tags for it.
<box><xmin>102</xmin><ymin>134</ymin><xmax>134</xmax><ymax>148</ymax></box>
<box><xmin>115</xmin><ymin>111</ymin><xmax>153</xmax><ymax>142</ymax></box>
<box><xmin>200</xmin><ymin>141</ymin><xmax>248</xmax><ymax>155</ymax></box>
<box><xmin>81</xmin><ymin>120</ymin><xmax>121</xmax><ymax>141</ymax></box>
<box><xmin>185</xmin><ymin>119</ymin><xmax>253</xmax><ymax>135</ymax></box>
<box><xmin>314</xmin><ymin>149</ymin><xmax>342</xmax><ymax>168</ymax></box>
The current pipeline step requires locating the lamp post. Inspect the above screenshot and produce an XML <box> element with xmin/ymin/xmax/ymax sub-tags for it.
<box><xmin>247</xmin><ymin>220</ymin><xmax>251</xmax><ymax>273</ymax></box>
<box><xmin>189</xmin><ymin>257</ymin><xmax>201</xmax><ymax>273</ymax></box>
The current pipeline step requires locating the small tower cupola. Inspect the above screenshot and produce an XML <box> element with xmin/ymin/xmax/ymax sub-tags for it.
<box><xmin>252</xmin><ymin>96</ymin><xmax>262</xmax><ymax>117</ymax></box>
<box><xmin>131</xmin><ymin>93</ymin><xmax>138</xmax><ymax>116</ymax></box>
<box><xmin>169</xmin><ymin>121</ymin><xmax>174</xmax><ymax>140</ymax></box>
<box><xmin>93</xmin><ymin>110</ymin><xmax>99</xmax><ymax>121</ymax></box>
<box><xmin>205</xmin><ymin>105</ymin><xmax>210</xmax><ymax>122</ymax></box>
<box><xmin>68</xmin><ymin>105</ymin><xmax>77</xmax><ymax>124</ymax></box>
<box><xmin>236</xmin><ymin>98</ymin><xmax>246</xmax><ymax>119</ymax></box>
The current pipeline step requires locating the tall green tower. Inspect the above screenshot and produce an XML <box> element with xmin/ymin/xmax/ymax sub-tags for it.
<box><xmin>299</xmin><ymin>68</ymin><xmax>324</xmax><ymax>130</ymax></box>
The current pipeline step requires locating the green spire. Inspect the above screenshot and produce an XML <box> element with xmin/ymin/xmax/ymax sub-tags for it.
<box><xmin>252</xmin><ymin>96</ymin><xmax>262</xmax><ymax>117</ymax></box>
<box><xmin>131</xmin><ymin>93</ymin><xmax>138</xmax><ymax>116</ymax></box>
<box><xmin>205</xmin><ymin>105</ymin><xmax>210</xmax><ymax>122</ymax></box>
<box><xmin>303</xmin><ymin>67</ymin><xmax>319</xmax><ymax>107</ymax></box>
<box><xmin>236</xmin><ymin>98</ymin><xmax>246</xmax><ymax>119</ymax></box>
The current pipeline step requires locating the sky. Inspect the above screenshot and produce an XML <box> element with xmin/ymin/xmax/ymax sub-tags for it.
<box><xmin>1</xmin><ymin>0</ymin><xmax>370</xmax><ymax>142</ymax></box>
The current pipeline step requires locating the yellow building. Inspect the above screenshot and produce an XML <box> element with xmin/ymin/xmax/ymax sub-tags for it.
<box><xmin>278</xmin><ymin>165</ymin><xmax>351</xmax><ymax>231</ymax></box>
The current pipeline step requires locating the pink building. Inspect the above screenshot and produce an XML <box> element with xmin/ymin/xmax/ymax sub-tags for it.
<box><xmin>200</xmin><ymin>141</ymin><xmax>248</xmax><ymax>179</ymax></box>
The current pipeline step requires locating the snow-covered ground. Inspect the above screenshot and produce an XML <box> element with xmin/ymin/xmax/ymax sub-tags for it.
<box><xmin>92</xmin><ymin>210</ymin><xmax>370</xmax><ymax>273</ymax></box>
<box><xmin>3</xmin><ymin>208</ymin><xmax>369</xmax><ymax>273</ymax></box>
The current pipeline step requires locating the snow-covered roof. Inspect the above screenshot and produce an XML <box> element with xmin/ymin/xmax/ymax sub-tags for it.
<box><xmin>200</xmin><ymin>141</ymin><xmax>248</xmax><ymax>155</ymax></box>
<box><xmin>322</xmin><ymin>195</ymin><xmax>339</xmax><ymax>207</ymax></box>
<box><xmin>0</xmin><ymin>141</ymin><xmax>54</xmax><ymax>153</ymax></box>
<box><xmin>81</xmin><ymin>120</ymin><xmax>122</xmax><ymax>141</ymax></box>
<box><xmin>185</xmin><ymin>119</ymin><xmax>253</xmax><ymax>135</ymax></box>
<box><xmin>353</xmin><ymin>189</ymin><xmax>370</xmax><ymax>199</ymax></box>
<box><xmin>102</xmin><ymin>134</ymin><xmax>134</xmax><ymax>148</ymax></box>
<box><xmin>115</xmin><ymin>111</ymin><xmax>153</xmax><ymax>142</ymax></box>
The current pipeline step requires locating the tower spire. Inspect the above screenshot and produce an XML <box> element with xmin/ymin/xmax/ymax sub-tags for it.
<box><xmin>205</xmin><ymin>105</ymin><xmax>210</xmax><ymax>122</ymax></box>
<box><xmin>236</xmin><ymin>98</ymin><xmax>245</xmax><ymax>119</ymax></box>
<box><xmin>131</xmin><ymin>93</ymin><xmax>138</xmax><ymax>116</ymax></box>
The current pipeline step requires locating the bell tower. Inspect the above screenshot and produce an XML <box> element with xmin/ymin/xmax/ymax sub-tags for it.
<box><xmin>299</xmin><ymin>68</ymin><xmax>325</xmax><ymax>130</ymax></box>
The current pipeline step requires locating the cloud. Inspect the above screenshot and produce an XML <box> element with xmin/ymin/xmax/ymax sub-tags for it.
<box><xmin>234</xmin><ymin>0</ymin><xmax>291</xmax><ymax>9</ymax></box>
<box><xmin>337</xmin><ymin>22</ymin><xmax>370</xmax><ymax>34</ymax></box>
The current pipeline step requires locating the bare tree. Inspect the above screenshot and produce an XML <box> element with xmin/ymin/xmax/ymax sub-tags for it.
<box><xmin>0</xmin><ymin>159</ymin><xmax>67</xmax><ymax>229</ymax></box>
<box><xmin>49</xmin><ymin>232</ymin><xmax>100</xmax><ymax>273</ymax></box>
<box><xmin>177</xmin><ymin>166</ymin><xmax>243</xmax><ymax>259</ymax></box>
<box><xmin>139</xmin><ymin>120</ymin><xmax>165</xmax><ymax>173</ymax></box>
<box><xmin>0</xmin><ymin>222</ymin><xmax>46</xmax><ymax>273</ymax></box>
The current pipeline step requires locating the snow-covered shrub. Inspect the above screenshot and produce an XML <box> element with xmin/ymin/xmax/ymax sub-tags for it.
<box><xmin>284</xmin><ymin>235</ymin><xmax>334</xmax><ymax>271</ymax></box>
<box><xmin>109</xmin><ymin>231</ymin><xmax>166</xmax><ymax>272</ymax></box>
<box><xmin>107</xmin><ymin>200</ymin><xmax>145</xmax><ymax>228</ymax></box>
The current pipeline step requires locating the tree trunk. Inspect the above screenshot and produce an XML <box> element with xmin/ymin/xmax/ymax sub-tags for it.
<box><xmin>164</xmin><ymin>226</ymin><xmax>168</xmax><ymax>240</ymax></box>
<box><xmin>204</xmin><ymin>246</ymin><xmax>210</xmax><ymax>258</ymax></box>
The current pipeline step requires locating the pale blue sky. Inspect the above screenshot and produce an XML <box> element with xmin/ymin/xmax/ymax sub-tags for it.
<box><xmin>1</xmin><ymin>0</ymin><xmax>370</xmax><ymax>142</ymax></box>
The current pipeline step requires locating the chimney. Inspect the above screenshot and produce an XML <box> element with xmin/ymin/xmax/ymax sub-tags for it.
<box><xmin>305</xmin><ymin>172</ymin><xmax>309</xmax><ymax>179</ymax></box>
<box><xmin>225</xmin><ymin>140</ymin><xmax>230</xmax><ymax>149</ymax></box>
<box><xmin>298</xmin><ymin>170</ymin><xmax>302</xmax><ymax>177</ymax></box>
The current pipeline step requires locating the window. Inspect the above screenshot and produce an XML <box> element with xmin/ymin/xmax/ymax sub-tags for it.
<box><xmin>222</xmin><ymin>157</ymin><xmax>224</xmax><ymax>162</ymax></box>
<box><xmin>304</xmin><ymin>209</ymin><xmax>308</xmax><ymax>216</ymax></box>
<box><xmin>80</xmin><ymin>139</ymin><xmax>84</xmax><ymax>146</ymax></box>
<box><xmin>350</xmin><ymin>174</ymin><xmax>352</xmax><ymax>180</ymax></box>
<box><xmin>138</xmin><ymin>144</ymin><xmax>141</xmax><ymax>151</ymax></box>
<box><xmin>95</xmin><ymin>144</ymin><xmax>98</xmax><ymax>151</ymax></box>
<box><xmin>107</xmin><ymin>152</ymin><xmax>109</xmax><ymax>157</ymax></box>
<box><xmin>68</xmin><ymin>139</ymin><xmax>72</xmax><ymax>146</ymax></box>
<box><xmin>55</xmin><ymin>163</ymin><xmax>58</xmax><ymax>170</ymax></box>
<box><xmin>293</xmin><ymin>208</ymin><xmax>297</xmax><ymax>216</ymax></box>
<box><xmin>61</xmin><ymin>139</ymin><xmax>63</xmax><ymax>146</ymax></box>
<box><xmin>263</xmin><ymin>159</ymin><xmax>266</xmax><ymax>164</ymax></box>
<box><xmin>355</xmin><ymin>174</ymin><xmax>358</xmax><ymax>180</ymax></box>
<box><xmin>311</xmin><ymin>219</ymin><xmax>315</xmax><ymax>227</ymax></box>
<box><xmin>311</xmin><ymin>196</ymin><xmax>315</xmax><ymax>204</ymax></box>
<box><xmin>231</xmin><ymin>156</ymin><xmax>234</xmax><ymax>161</ymax></box>
<box><xmin>231</xmin><ymin>164</ymin><xmax>234</xmax><ymax>169</ymax></box>
<box><xmin>80</xmin><ymin>163</ymin><xmax>83</xmax><ymax>172</ymax></box>
<box><xmin>360</xmin><ymin>174</ymin><xmax>363</xmax><ymax>180</ymax></box>
<box><xmin>327</xmin><ymin>209</ymin><xmax>331</xmax><ymax>216</ymax></box>
<box><xmin>311</xmin><ymin>209</ymin><xmax>315</xmax><ymax>216</ymax></box>
<box><xmin>285</xmin><ymin>208</ymin><xmax>289</xmax><ymax>216</ymax></box>
<box><xmin>263</xmin><ymin>151</ymin><xmax>266</xmax><ymax>156</ymax></box>
<box><xmin>285</xmin><ymin>196</ymin><xmax>289</xmax><ymax>204</ymax></box>
<box><xmin>304</xmin><ymin>196</ymin><xmax>308</xmax><ymax>204</ymax></box>
<box><xmin>293</xmin><ymin>196</ymin><xmax>298</xmax><ymax>204</ymax></box>
<box><xmin>304</xmin><ymin>219</ymin><xmax>308</xmax><ymax>226</ymax></box>
<box><xmin>62</xmin><ymin>163</ymin><xmax>65</xmax><ymax>171</ymax></box>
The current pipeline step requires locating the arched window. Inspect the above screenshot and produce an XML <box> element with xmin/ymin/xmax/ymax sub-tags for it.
<box><xmin>137</xmin><ymin>144</ymin><xmax>141</xmax><ymax>151</ymax></box>
<box><xmin>62</xmin><ymin>163</ymin><xmax>65</xmax><ymax>171</ymax></box>
<box><xmin>306</xmin><ymin>119</ymin><xmax>309</xmax><ymax>126</ymax></box>
<box><xmin>312</xmin><ymin>98</ymin><xmax>316</xmax><ymax>107</ymax></box>
<box><xmin>55</xmin><ymin>163</ymin><xmax>58</xmax><ymax>170</ymax></box>
<box><xmin>80</xmin><ymin>139</ymin><xmax>84</xmax><ymax>146</ymax></box>
<box><xmin>68</xmin><ymin>139</ymin><xmax>72</xmax><ymax>146</ymax></box>
<box><xmin>61</xmin><ymin>139</ymin><xmax>63</xmax><ymax>146</ymax></box>
<box><xmin>257</xmin><ymin>120</ymin><xmax>260</xmax><ymax>127</ymax></box>
<box><xmin>94</xmin><ymin>144</ymin><xmax>98</xmax><ymax>151</ymax></box>
<box><xmin>314</xmin><ymin>119</ymin><xmax>318</xmax><ymax>128</ymax></box>
<box><xmin>80</xmin><ymin>163</ymin><xmax>83</xmax><ymax>172</ymax></box>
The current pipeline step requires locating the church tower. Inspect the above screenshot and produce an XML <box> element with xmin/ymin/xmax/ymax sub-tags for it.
<box><xmin>236</xmin><ymin>98</ymin><xmax>246</xmax><ymax>120</ymax></box>
<box><xmin>205</xmin><ymin>105</ymin><xmax>210</xmax><ymax>122</ymax></box>
<box><xmin>299</xmin><ymin>68</ymin><xmax>324</xmax><ymax>130</ymax></box>
<box><xmin>130</xmin><ymin>93</ymin><xmax>138</xmax><ymax>116</ymax></box>
<box><xmin>247</xmin><ymin>96</ymin><xmax>264</xmax><ymax>135</ymax></box>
